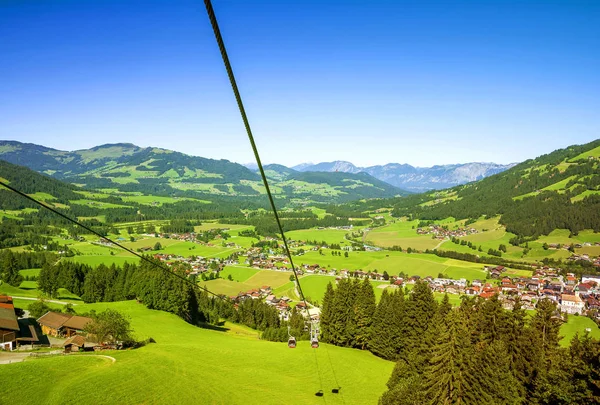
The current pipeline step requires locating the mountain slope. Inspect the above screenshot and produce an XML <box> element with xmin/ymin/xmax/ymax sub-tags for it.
<box><xmin>0</xmin><ymin>159</ymin><xmax>82</xmax><ymax>209</ymax></box>
<box><xmin>0</xmin><ymin>141</ymin><xmax>407</xmax><ymax>203</ymax></box>
<box><xmin>390</xmin><ymin>139</ymin><xmax>600</xmax><ymax>237</ymax></box>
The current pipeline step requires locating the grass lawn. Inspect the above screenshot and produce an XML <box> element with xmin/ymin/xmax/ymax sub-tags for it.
<box><xmin>559</xmin><ymin>316</ymin><xmax>600</xmax><ymax>347</ymax></box>
<box><xmin>0</xmin><ymin>300</ymin><xmax>394</xmax><ymax>404</ymax></box>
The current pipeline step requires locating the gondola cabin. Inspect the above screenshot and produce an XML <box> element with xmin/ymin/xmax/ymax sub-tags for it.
<box><xmin>288</xmin><ymin>336</ymin><xmax>296</xmax><ymax>348</ymax></box>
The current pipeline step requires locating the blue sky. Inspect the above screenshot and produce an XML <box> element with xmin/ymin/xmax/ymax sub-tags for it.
<box><xmin>1</xmin><ymin>0</ymin><xmax>599</xmax><ymax>167</ymax></box>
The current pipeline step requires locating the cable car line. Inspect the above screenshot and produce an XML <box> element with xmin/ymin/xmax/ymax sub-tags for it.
<box><xmin>203</xmin><ymin>1</ymin><xmax>346</xmax><ymax>397</ymax></box>
<box><xmin>0</xmin><ymin>179</ymin><xmax>230</xmax><ymax>304</ymax></box>
<box><xmin>202</xmin><ymin>0</ymin><xmax>311</xmax><ymax>314</ymax></box>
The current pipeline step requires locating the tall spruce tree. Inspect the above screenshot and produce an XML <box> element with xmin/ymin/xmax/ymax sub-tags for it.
<box><xmin>354</xmin><ymin>277</ymin><xmax>376</xmax><ymax>349</ymax></box>
<box><xmin>401</xmin><ymin>280</ymin><xmax>437</xmax><ymax>357</ymax></box>
<box><xmin>0</xmin><ymin>250</ymin><xmax>22</xmax><ymax>286</ymax></box>
<box><xmin>327</xmin><ymin>278</ymin><xmax>358</xmax><ymax>346</ymax></box>
<box><xmin>422</xmin><ymin>311</ymin><xmax>482</xmax><ymax>405</ymax></box>
<box><xmin>320</xmin><ymin>282</ymin><xmax>335</xmax><ymax>342</ymax></box>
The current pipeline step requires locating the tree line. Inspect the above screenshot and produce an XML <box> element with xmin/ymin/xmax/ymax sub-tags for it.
<box><xmin>36</xmin><ymin>258</ymin><xmax>284</xmax><ymax>334</ymax></box>
<box><xmin>319</xmin><ymin>279</ymin><xmax>600</xmax><ymax>404</ymax></box>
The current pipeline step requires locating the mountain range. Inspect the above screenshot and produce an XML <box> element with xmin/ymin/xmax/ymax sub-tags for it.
<box><xmin>0</xmin><ymin>141</ymin><xmax>407</xmax><ymax>203</ymax></box>
<box><xmin>285</xmin><ymin>161</ymin><xmax>516</xmax><ymax>192</ymax></box>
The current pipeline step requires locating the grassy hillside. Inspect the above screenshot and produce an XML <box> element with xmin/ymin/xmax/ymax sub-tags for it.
<box><xmin>0</xmin><ymin>301</ymin><xmax>394</xmax><ymax>405</ymax></box>
<box><xmin>389</xmin><ymin>139</ymin><xmax>600</xmax><ymax>238</ymax></box>
<box><xmin>0</xmin><ymin>141</ymin><xmax>407</xmax><ymax>203</ymax></box>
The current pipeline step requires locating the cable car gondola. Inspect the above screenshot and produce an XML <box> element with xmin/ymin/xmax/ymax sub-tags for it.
<box><xmin>287</xmin><ymin>326</ymin><xmax>296</xmax><ymax>348</ymax></box>
<box><xmin>310</xmin><ymin>320</ymin><xmax>320</xmax><ymax>349</ymax></box>
<box><xmin>288</xmin><ymin>336</ymin><xmax>297</xmax><ymax>348</ymax></box>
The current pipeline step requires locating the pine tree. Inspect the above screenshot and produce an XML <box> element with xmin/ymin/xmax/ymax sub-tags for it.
<box><xmin>38</xmin><ymin>262</ymin><xmax>59</xmax><ymax>297</ymax></box>
<box><xmin>473</xmin><ymin>340</ymin><xmax>522</xmax><ymax>404</ymax></box>
<box><xmin>320</xmin><ymin>282</ymin><xmax>335</xmax><ymax>342</ymax></box>
<box><xmin>0</xmin><ymin>250</ymin><xmax>22</xmax><ymax>286</ymax></box>
<box><xmin>475</xmin><ymin>294</ymin><xmax>509</xmax><ymax>344</ymax></box>
<box><xmin>354</xmin><ymin>278</ymin><xmax>376</xmax><ymax>349</ymax></box>
<box><xmin>370</xmin><ymin>289</ymin><xmax>393</xmax><ymax>358</ymax></box>
<box><xmin>530</xmin><ymin>299</ymin><xmax>561</xmax><ymax>355</ymax></box>
<box><xmin>422</xmin><ymin>311</ymin><xmax>482</xmax><ymax>405</ymax></box>
<box><xmin>401</xmin><ymin>281</ymin><xmax>437</xmax><ymax>357</ymax></box>
<box><xmin>438</xmin><ymin>293</ymin><xmax>452</xmax><ymax>318</ymax></box>
<box><xmin>327</xmin><ymin>278</ymin><xmax>358</xmax><ymax>346</ymax></box>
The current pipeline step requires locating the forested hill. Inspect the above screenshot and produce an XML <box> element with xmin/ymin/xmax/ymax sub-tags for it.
<box><xmin>390</xmin><ymin>139</ymin><xmax>600</xmax><ymax>238</ymax></box>
<box><xmin>0</xmin><ymin>141</ymin><xmax>258</xmax><ymax>182</ymax></box>
<box><xmin>0</xmin><ymin>141</ymin><xmax>407</xmax><ymax>203</ymax></box>
<box><xmin>0</xmin><ymin>159</ymin><xmax>81</xmax><ymax>209</ymax></box>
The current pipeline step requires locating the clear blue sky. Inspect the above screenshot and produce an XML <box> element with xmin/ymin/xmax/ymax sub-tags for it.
<box><xmin>1</xmin><ymin>0</ymin><xmax>599</xmax><ymax>167</ymax></box>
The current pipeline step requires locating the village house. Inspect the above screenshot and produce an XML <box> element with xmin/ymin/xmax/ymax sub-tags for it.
<box><xmin>560</xmin><ymin>294</ymin><xmax>585</xmax><ymax>315</ymax></box>
<box><xmin>0</xmin><ymin>296</ymin><xmax>19</xmax><ymax>351</ymax></box>
<box><xmin>37</xmin><ymin>311</ymin><xmax>92</xmax><ymax>338</ymax></box>
<box><xmin>582</xmin><ymin>275</ymin><xmax>600</xmax><ymax>285</ymax></box>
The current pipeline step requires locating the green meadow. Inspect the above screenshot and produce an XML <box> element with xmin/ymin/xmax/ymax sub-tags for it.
<box><xmin>286</xmin><ymin>228</ymin><xmax>351</xmax><ymax>246</ymax></box>
<box><xmin>559</xmin><ymin>315</ymin><xmax>600</xmax><ymax>346</ymax></box>
<box><xmin>365</xmin><ymin>219</ymin><xmax>440</xmax><ymax>250</ymax></box>
<box><xmin>201</xmin><ymin>268</ymin><xmax>293</xmax><ymax>297</ymax></box>
<box><xmin>0</xmin><ymin>300</ymin><xmax>394</xmax><ymax>405</ymax></box>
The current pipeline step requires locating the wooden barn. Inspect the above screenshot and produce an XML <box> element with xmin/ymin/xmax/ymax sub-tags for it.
<box><xmin>37</xmin><ymin>311</ymin><xmax>92</xmax><ymax>338</ymax></box>
<box><xmin>0</xmin><ymin>296</ymin><xmax>20</xmax><ymax>351</ymax></box>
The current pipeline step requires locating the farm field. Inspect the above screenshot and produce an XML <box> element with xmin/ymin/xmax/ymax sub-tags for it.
<box><xmin>0</xmin><ymin>300</ymin><xmax>394</xmax><ymax>405</ymax></box>
<box><xmin>286</xmin><ymin>228</ymin><xmax>351</xmax><ymax>246</ymax></box>
<box><xmin>365</xmin><ymin>219</ymin><xmax>440</xmax><ymax>250</ymax></box>
<box><xmin>200</xmin><ymin>269</ymin><xmax>293</xmax><ymax>297</ymax></box>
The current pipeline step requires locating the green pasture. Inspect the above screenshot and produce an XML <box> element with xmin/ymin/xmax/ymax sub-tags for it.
<box><xmin>121</xmin><ymin>238</ymin><xmax>239</xmax><ymax>258</ymax></box>
<box><xmin>66</xmin><ymin>255</ymin><xmax>139</xmax><ymax>267</ymax></box>
<box><xmin>0</xmin><ymin>300</ymin><xmax>393</xmax><ymax>405</ymax></box>
<box><xmin>570</xmin><ymin>145</ymin><xmax>600</xmax><ymax>161</ymax></box>
<box><xmin>194</xmin><ymin>222</ymin><xmax>252</xmax><ymax>232</ymax></box>
<box><xmin>0</xmin><ymin>281</ymin><xmax>81</xmax><ymax>303</ymax></box>
<box><xmin>18</xmin><ymin>268</ymin><xmax>41</xmax><ymax>278</ymax></box>
<box><xmin>201</xmin><ymin>269</ymin><xmax>293</xmax><ymax>297</ymax></box>
<box><xmin>220</xmin><ymin>266</ymin><xmax>261</xmax><ymax>282</ymax></box>
<box><xmin>26</xmin><ymin>192</ymin><xmax>55</xmax><ymax>201</ymax></box>
<box><xmin>120</xmin><ymin>195</ymin><xmax>209</xmax><ymax>206</ymax></box>
<box><xmin>309</xmin><ymin>207</ymin><xmax>327</xmax><ymax>219</ymax></box>
<box><xmin>572</xmin><ymin>190</ymin><xmax>600</xmax><ymax>202</ymax></box>
<box><xmin>70</xmin><ymin>199</ymin><xmax>131</xmax><ymax>209</ymax></box>
<box><xmin>537</xmin><ymin>229</ymin><xmax>600</xmax><ymax>245</ymax></box>
<box><xmin>112</xmin><ymin>219</ymin><xmax>168</xmax><ymax>230</ymax></box>
<box><xmin>559</xmin><ymin>316</ymin><xmax>600</xmax><ymax>346</ymax></box>
<box><xmin>286</xmin><ymin>228</ymin><xmax>350</xmax><ymax>246</ymax></box>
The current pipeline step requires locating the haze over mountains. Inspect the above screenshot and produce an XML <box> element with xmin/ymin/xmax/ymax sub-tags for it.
<box><xmin>256</xmin><ymin>160</ymin><xmax>516</xmax><ymax>192</ymax></box>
